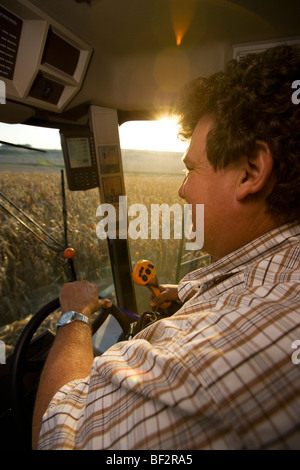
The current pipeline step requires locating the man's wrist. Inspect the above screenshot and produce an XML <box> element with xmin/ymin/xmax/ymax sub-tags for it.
<box><xmin>57</xmin><ymin>311</ymin><xmax>92</xmax><ymax>329</ymax></box>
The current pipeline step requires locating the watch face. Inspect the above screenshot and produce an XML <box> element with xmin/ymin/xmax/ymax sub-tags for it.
<box><xmin>58</xmin><ymin>311</ymin><xmax>75</xmax><ymax>326</ymax></box>
<box><xmin>67</xmin><ymin>311</ymin><xmax>75</xmax><ymax>321</ymax></box>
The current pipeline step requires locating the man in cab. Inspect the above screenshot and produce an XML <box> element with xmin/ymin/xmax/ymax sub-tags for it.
<box><xmin>33</xmin><ymin>45</ymin><xmax>300</xmax><ymax>450</ymax></box>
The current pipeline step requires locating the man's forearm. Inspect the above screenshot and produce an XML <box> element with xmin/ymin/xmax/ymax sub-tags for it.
<box><xmin>32</xmin><ymin>321</ymin><xmax>94</xmax><ymax>449</ymax></box>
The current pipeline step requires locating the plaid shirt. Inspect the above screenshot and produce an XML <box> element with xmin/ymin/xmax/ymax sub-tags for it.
<box><xmin>38</xmin><ymin>222</ymin><xmax>300</xmax><ymax>449</ymax></box>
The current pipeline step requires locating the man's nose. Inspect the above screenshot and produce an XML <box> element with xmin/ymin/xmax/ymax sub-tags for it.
<box><xmin>178</xmin><ymin>175</ymin><xmax>187</xmax><ymax>200</ymax></box>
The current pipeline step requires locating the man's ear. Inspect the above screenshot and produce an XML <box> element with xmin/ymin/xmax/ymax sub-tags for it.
<box><xmin>236</xmin><ymin>140</ymin><xmax>274</xmax><ymax>201</ymax></box>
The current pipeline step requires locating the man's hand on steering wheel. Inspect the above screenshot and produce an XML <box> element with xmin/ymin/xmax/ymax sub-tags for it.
<box><xmin>59</xmin><ymin>280</ymin><xmax>112</xmax><ymax>318</ymax></box>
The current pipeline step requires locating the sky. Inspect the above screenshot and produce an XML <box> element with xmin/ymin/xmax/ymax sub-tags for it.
<box><xmin>0</xmin><ymin>118</ymin><xmax>188</xmax><ymax>152</ymax></box>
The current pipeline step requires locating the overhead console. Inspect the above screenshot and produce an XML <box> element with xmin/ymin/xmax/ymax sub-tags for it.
<box><xmin>0</xmin><ymin>0</ymin><xmax>92</xmax><ymax>112</ymax></box>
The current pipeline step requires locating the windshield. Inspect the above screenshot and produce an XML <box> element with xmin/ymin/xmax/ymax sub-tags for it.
<box><xmin>0</xmin><ymin>119</ymin><xmax>210</xmax><ymax>359</ymax></box>
<box><xmin>0</xmin><ymin>123</ymin><xmax>114</xmax><ymax>358</ymax></box>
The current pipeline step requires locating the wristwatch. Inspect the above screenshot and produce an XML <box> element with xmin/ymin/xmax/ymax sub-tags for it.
<box><xmin>57</xmin><ymin>311</ymin><xmax>92</xmax><ymax>329</ymax></box>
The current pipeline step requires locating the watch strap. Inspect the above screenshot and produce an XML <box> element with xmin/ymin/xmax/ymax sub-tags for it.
<box><xmin>57</xmin><ymin>311</ymin><xmax>92</xmax><ymax>329</ymax></box>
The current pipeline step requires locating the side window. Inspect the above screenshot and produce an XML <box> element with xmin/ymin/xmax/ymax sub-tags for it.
<box><xmin>119</xmin><ymin>119</ymin><xmax>208</xmax><ymax>312</ymax></box>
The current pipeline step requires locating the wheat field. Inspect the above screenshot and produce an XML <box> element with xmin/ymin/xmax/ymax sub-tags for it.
<box><xmin>0</xmin><ymin>169</ymin><xmax>208</xmax><ymax>354</ymax></box>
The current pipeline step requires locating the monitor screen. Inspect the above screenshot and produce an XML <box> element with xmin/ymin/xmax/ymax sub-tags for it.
<box><xmin>99</xmin><ymin>145</ymin><xmax>120</xmax><ymax>173</ymax></box>
<box><xmin>66</xmin><ymin>137</ymin><xmax>92</xmax><ymax>168</ymax></box>
<box><xmin>42</xmin><ymin>28</ymin><xmax>80</xmax><ymax>76</ymax></box>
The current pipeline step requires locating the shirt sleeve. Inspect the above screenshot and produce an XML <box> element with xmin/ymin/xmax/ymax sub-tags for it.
<box><xmin>178</xmin><ymin>279</ymin><xmax>200</xmax><ymax>302</ymax></box>
<box><xmin>37</xmin><ymin>327</ymin><xmax>222</xmax><ymax>450</ymax></box>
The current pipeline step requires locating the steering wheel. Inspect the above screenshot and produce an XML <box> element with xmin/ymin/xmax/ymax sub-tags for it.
<box><xmin>9</xmin><ymin>297</ymin><xmax>133</xmax><ymax>449</ymax></box>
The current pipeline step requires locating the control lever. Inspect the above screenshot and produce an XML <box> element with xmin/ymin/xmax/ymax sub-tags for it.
<box><xmin>132</xmin><ymin>259</ymin><xmax>171</xmax><ymax>309</ymax></box>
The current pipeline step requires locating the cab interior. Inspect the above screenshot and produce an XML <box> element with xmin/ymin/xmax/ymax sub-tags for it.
<box><xmin>0</xmin><ymin>0</ymin><xmax>299</xmax><ymax>450</ymax></box>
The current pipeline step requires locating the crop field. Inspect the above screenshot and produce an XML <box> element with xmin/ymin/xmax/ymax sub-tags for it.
<box><xmin>0</xmin><ymin>169</ymin><xmax>208</xmax><ymax>355</ymax></box>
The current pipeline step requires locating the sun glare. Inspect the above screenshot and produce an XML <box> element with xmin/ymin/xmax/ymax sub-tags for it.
<box><xmin>119</xmin><ymin>118</ymin><xmax>188</xmax><ymax>152</ymax></box>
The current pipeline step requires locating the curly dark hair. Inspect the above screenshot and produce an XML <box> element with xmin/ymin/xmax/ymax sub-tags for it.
<box><xmin>175</xmin><ymin>45</ymin><xmax>300</xmax><ymax>222</ymax></box>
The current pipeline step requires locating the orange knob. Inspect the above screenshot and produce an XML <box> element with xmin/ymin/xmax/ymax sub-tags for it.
<box><xmin>132</xmin><ymin>259</ymin><xmax>171</xmax><ymax>308</ymax></box>
<box><xmin>132</xmin><ymin>260</ymin><xmax>156</xmax><ymax>286</ymax></box>
<box><xmin>64</xmin><ymin>247</ymin><xmax>75</xmax><ymax>259</ymax></box>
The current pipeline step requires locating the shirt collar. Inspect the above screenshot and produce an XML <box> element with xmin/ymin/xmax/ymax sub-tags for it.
<box><xmin>178</xmin><ymin>222</ymin><xmax>300</xmax><ymax>301</ymax></box>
